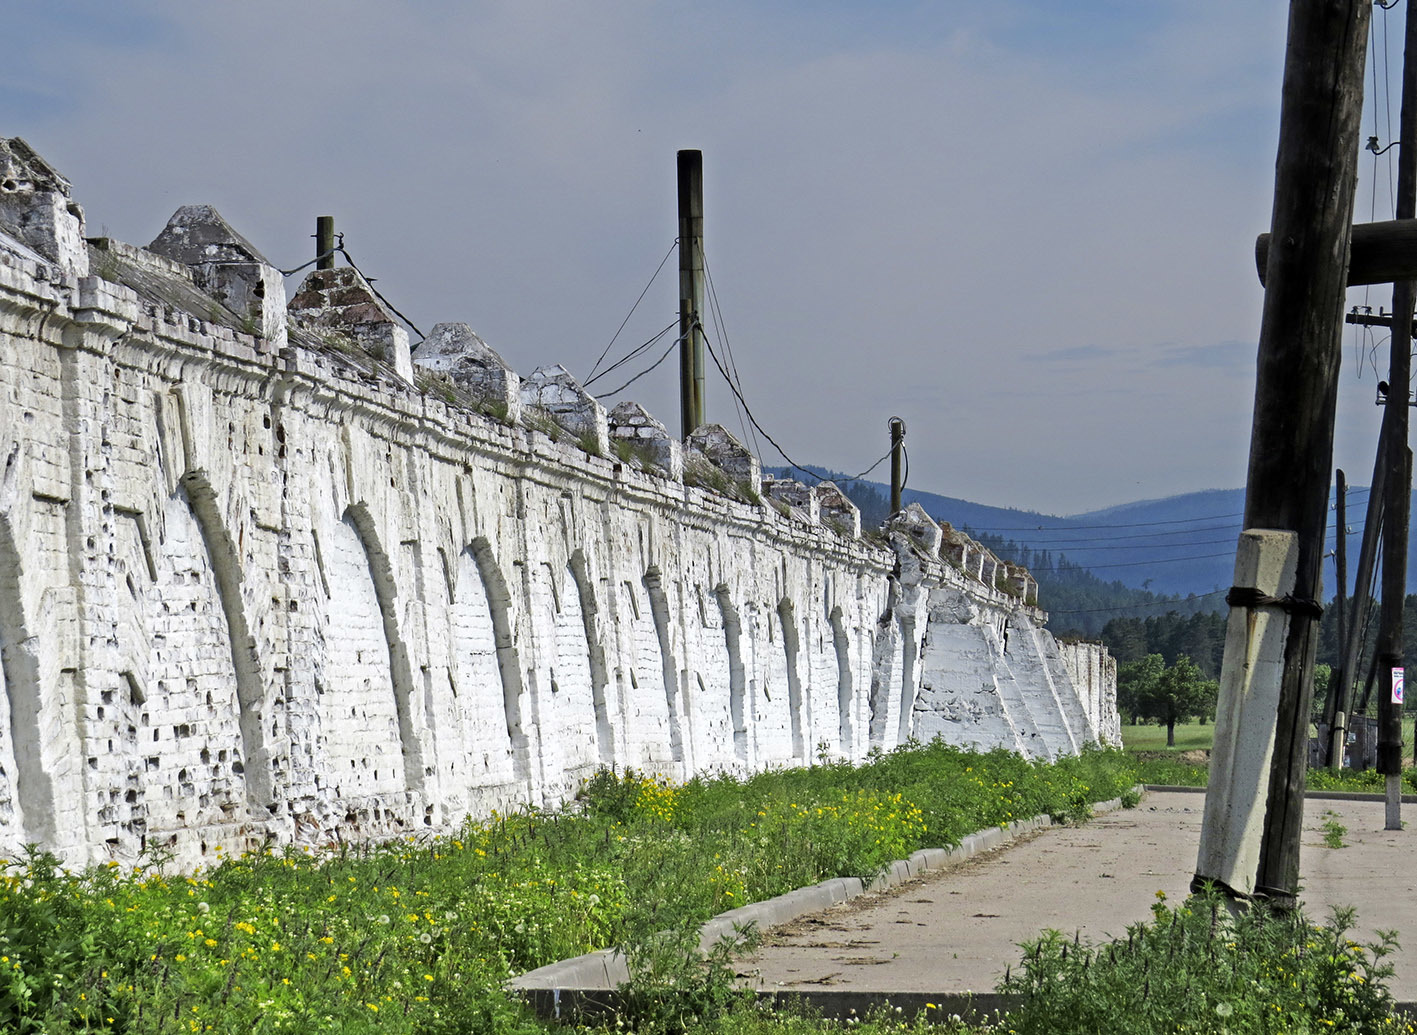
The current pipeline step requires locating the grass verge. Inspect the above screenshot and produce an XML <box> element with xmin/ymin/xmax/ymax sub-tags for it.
<box><xmin>1</xmin><ymin>742</ymin><xmax>1408</xmax><ymax>1034</ymax></box>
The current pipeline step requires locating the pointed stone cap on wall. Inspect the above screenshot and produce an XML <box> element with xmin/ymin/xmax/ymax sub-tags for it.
<box><xmin>148</xmin><ymin>204</ymin><xmax>271</xmax><ymax>265</ymax></box>
<box><xmin>813</xmin><ymin>481</ymin><xmax>860</xmax><ymax>538</ymax></box>
<box><xmin>290</xmin><ymin>266</ymin><xmax>413</xmax><ymax>381</ymax></box>
<box><xmin>413</xmin><ymin>322</ymin><xmax>522</xmax><ymax>423</ymax></box>
<box><xmin>149</xmin><ymin>205</ymin><xmax>286</xmax><ymax>348</ymax></box>
<box><xmin>761</xmin><ymin>476</ymin><xmax>819</xmax><ymax>524</ymax></box>
<box><xmin>889</xmin><ymin>501</ymin><xmax>943</xmax><ymax>555</ymax></box>
<box><xmin>685</xmin><ymin>424</ymin><xmax>761</xmax><ymax>497</ymax></box>
<box><xmin>0</xmin><ymin>137</ymin><xmax>88</xmax><ymax>276</ymax></box>
<box><xmin>520</xmin><ymin>365</ymin><xmax>609</xmax><ymax>456</ymax></box>
<box><xmin>607</xmin><ymin>401</ymin><xmax>682</xmax><ymax>479</ymax></box>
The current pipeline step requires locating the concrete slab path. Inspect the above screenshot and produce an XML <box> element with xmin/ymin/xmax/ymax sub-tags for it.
<box><xmin>742</xmin><ymin>789</ymin><xmax>1417</xmax><ymax>1001</ymax></box>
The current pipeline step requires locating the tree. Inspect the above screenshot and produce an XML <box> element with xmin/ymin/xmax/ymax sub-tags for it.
<box><xmin>1142</xmin><ymin>655</ymin><xmax>1219</xmax><ymax>747</ymax></box>
<box><xmin>1117</xmin><ymin>654</ymin><xmax>1165</xmax><ymax>726</ymax></box>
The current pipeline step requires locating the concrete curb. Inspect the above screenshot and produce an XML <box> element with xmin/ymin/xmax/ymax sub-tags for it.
<box><xmin>507</xmin><ymin>792</ymin><xmax>1135</xmax><ymax>1001</ymax></box>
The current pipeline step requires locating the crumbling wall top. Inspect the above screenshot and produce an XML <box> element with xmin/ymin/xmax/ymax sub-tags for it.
<box><xmin>0</xmin><ymin>138</ymin><xmax>71</xmax><ymax>196</ymax></box>
<box><xmin>148</xmin><ymin>205</ymin><xmax>271</xmax><ymax>266</ymax></box>
<box><xmin>290</xmin><ymin>266</ymin><xmax>413</xmax><ymax>381</ymax></box>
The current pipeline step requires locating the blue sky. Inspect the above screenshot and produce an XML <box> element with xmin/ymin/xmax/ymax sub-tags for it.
<box><xmin>1</xmin><ymin>1</ymin><xmax>1401</xmax><ymax>515</ymax></box>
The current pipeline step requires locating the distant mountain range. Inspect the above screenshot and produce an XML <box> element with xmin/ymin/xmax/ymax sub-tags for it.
<box><xmin>769</xmin><ymin>467</ymin><xmax>1385</xmax><ymax>605</ymax></box>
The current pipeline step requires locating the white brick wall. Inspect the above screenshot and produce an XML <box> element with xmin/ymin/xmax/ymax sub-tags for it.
<box><xmin>0</xmin><ymin>217</ymin><xmax>1116</xmax><ymax>869</ymax></box>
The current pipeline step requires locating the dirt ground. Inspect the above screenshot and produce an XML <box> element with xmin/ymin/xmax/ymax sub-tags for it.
<box><xmin>740</xmin><ymin>789</ymin><xmax>1417</xmax><ymax>1001</ymax></box>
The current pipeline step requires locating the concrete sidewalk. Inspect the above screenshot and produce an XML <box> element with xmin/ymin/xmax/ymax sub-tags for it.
<box><xmin>742</xmin><ymin>789</ymin><xmax>1417</xmax><ymax>1001</ymax></box>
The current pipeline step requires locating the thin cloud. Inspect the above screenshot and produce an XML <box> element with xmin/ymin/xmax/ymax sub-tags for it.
<box><xmin>1157</xmin><ymin>341</ymin><xmax>1254</xmax><ymax>369</ymax></box>
<box><xmin>1033</xmin><ymin>344</ymin><xmax>1116</xmax><ymax>364</ymax></box>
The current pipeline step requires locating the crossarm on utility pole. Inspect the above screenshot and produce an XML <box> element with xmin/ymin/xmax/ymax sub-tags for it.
<box><xmin>1258</xmin><ymin>219</ymin><xmax>1417</xmax><ymax>286</ymax></box>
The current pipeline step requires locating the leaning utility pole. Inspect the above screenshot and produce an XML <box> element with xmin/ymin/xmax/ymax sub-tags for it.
<box><xmin>678</xmin><ymin>149</ymin><xmax>706</xmax><ymax>439</ymax></box>
<box><xmin>1331</xmin><ymin>446</ymin><xmax>1385</xmax><ymax>764</ymax></box>
<box><xmin>1375</xmin><ymin>0</ymin><xmax>1417</xmax><ymax>829</ymax></box>
<box><xmin>1195</xmin><ymin>0</ymin><xmax>1370</xmax><ymax>908</ymax></box>
<box><xmin>1320</xmin><ymin>469</ymin><xmax>1349</xmax><ymax>765</ymax></box>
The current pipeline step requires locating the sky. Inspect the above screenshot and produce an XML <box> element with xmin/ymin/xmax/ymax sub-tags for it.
<box><xmin>2</xmin><ymin>0</ymin><xmax>1407</xmax><ymax>516</ymax></box>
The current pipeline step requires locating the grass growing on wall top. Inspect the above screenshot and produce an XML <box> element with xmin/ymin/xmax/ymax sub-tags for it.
<box><xmin>0</xmin><ymin>742</ymin><xmax>1139</xmax><ymax>1034</ymax></box>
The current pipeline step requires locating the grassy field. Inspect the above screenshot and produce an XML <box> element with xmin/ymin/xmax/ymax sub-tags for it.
<box><xmin>1119</xmin><ymin>721</ymin><xmax>1215</xmax><ymax>753</ymax></box>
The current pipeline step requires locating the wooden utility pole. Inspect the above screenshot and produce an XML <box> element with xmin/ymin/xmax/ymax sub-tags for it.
<box><xmin>316</xmin><ymin>216</ymin><xmax>335</xmax><ymax>270</ymax></box>
<box><xmin>1332</xmin><ymin>448</ymin><xmax>1385</xmax><ymax>765</ymax></box>
<box><xmin>678</xmin><ymin>150</ymin><xmax>706</xmax><ymax>439</ymax></box>
<box><xmin>1376</xmin><ymin>0</ymin><xmax>1417</xmax><ymax>829</ymax></box>
<box><xmin>1195</xmin><ymin>0</ymin><xmax>1370</xmax><ymax>908</ymax></box>
<box><xmin>889</xmin><ymin>417</ymin><xmax>906</xmax><ymax>514</ymax></box>
<box><xmin>1320</xmin><ymin>469</ymin><xmax>1349</xmax><ymax>765</ymax></box>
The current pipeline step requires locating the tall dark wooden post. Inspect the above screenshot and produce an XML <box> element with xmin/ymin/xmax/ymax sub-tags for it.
<box><xmin>1195</xmin><ymin>0</ymin><xmax>1370</xmax><ymax>908</ymax></box>
<box><xmin>678</xmin><ymin>150</ymin><xmax>706</xmax><ymax>439</ymax></box>
<box><xmin>316</xmin><ymin>216</ymin><xmax>335</xmax><ymax>270</ymax></box>
<box><xmin>889</xmin><ymin>417</ymin><xmax>906</xmax><ymax>514</ymax></box>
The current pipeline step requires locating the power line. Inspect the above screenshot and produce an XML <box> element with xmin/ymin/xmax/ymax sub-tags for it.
<box><xmin>956</xmin><ymin>493</ymin><xmax>1373</xmax><ymax>536</ymax></box>
<box><xmin>973</xmin><ymin>521</ymin><xmax>1242</xmax><ymax>546</ymax></box>
<box><xmin>280</xmin><ymin>233</ymin><xmax>427</xmax><ymax>340</ymax></box>
<box><xmin>334</xmin><ymin>241</ymin><xmax>426</xmax><ymax>341</ymax></box>
<box><xmin>586</xmin><ymin>240</ymin><xmax>678</xmax><ymax>384</ymax></box>
<box><xmin>591</xmin><ymin>330</ymin><xmax>685</xmax><ymax>398</ymax></box>
<box><xmin>1047</xmin><ymin>590</ymin><xmax>1229</xmax><ymax>617</ymax></box>
<box><xmin>700</xmin><ymin>244</ymin><xmax>759</xmax><ymax>458</ymax></box>
<box><xmin>584</xmin><ymin>320</ymin><xmax>678</xmax><ymax>388</ymax></box>
<box><xmin>698</xmin><ymin>336</ymin><xmax>829</xmax><ymax>483</ymax></box>
<box><xmin>962</xmin><ymin>512</ymin><xmax>1248</xmax><ymax>533</ymax></box>
<box><xmin>1001</xmin><ymin>535</ymin><xmax>1244</xmax><ymax>554</ymax></box>
<box><xmin>1022</xmin><ymin>550</ymin><xmax>1239</xmax><ymax>573</ymax></box>
<box><xmin>976</xmin><ymin>522</ymin><xmax>1359</xmax><ymax>552</ymax></box>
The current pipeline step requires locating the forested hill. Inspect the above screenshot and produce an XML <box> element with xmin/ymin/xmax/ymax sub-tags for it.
<box><xmin>769</xmin><ymin>467</ymin><xmax>1390</xmax><ymax>635</ymax></box>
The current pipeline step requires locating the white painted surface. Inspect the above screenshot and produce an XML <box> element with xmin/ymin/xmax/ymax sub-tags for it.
<box><xmin>0</xmin><ymin>159</ymin><xmax>1117</xmax><ymax>868</ymax></box>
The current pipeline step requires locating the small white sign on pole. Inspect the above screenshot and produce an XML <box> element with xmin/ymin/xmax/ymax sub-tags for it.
<box><xmin>1393</xmin><ymin>667</ymin><xmax>1405</xmax><ymax>706</ymax></box>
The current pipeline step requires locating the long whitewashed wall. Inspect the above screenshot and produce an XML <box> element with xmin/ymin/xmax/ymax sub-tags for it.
<box><xmin>0</xmin><ymin>139</ymin><xmax>1117</xmax><ymax>869</ymax></box>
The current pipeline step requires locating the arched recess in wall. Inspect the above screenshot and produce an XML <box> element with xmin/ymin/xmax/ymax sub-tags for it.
<box><xmin>562</xmin><ymin>551</ymin><xmax>613</xmax><ymax>766</ymax></box>
<box><xmin>458</xmin><ymin>538</ymin><xmax>529</xmax><ymax>782</ymax></box>
<box><xmin>829</xmin><ymin>605</ymin><xmax>853</xmax><ymax>755</ymax></box>
<box><xmin>714</xmin><ymin>585</ymin><xmax>749</xmax><ymax>763</ymax></box>
<box><xmin>867</xmin><ymin>601</ymin><xmax>901</xmax><ymax>750</ymax></box>
<box><xmin>0</xmin><ymin>516</ymin><xmax>54</xmax><ymax>846</ymax></box>
<box><xmin>777</xmin><ymin>598</ymin><xmax>807</xmax><ymax>761</ymax></box>
<box><xmin>179</xmin><ymin>473</ymin><xmax>271</xmax><ymax>810</ymax></box>
<box><xmin>896</xmin><ymin>609</ymin><xmax>918</xmax><ymax>746</ymax></box>
<box><xmin>324</xmin><ymin>505</ymin><xmax>425</xmax><ymax>798</ymax></box>
<box><xmin>642</xmin><ymin>567</ymin><xmax>684</xmax><ymax>763</ymax></box>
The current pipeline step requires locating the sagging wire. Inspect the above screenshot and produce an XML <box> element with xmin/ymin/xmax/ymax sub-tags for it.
<box><xmin>699</xmin><ymin>244</ymin><xmax>759</xmax><ymax>458</ymax></box>
<box><xmin>585</xmin><ymin>239</ymin><xmax>678</xmax><ymax>384</ymax></box>
<box><xmin>591</xmin><ymin>326</ymin><xmax>688</xmax><ymax>398</ymax></box>
<box><xmin>279</xmin><ymin>232</ymin><xmax>426</xmax><ymax>340</ymax></box>
<box><xmin>698</xmin><ymin>335</ymin><xmax>895</xmax><ymax>486</ymax></box>
<box><xmin>583</xmin><ymin>319</ymin><xmax>678</xmax><ymax>389</ymax></box>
